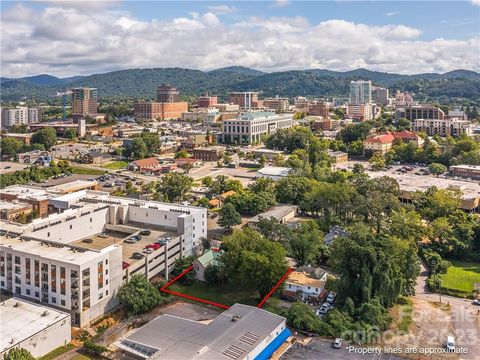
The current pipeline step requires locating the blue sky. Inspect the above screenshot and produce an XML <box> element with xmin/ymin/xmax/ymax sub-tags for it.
<box><xmin>1</xmin><ymin>1</ymin><xmax>479</xmax><ymax>77</ymax></box>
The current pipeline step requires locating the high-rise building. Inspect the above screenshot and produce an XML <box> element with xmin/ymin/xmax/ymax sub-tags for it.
<box><xmin>349</xmin><ymin>80</ymin><xmax>372</xmax><ymax>105</ymax></box>
<box><xmin>412</xmin><ymin>118</ymin><xmax>472</xmax><ymax>137</ymax></box>
<box><xmin>396</xmin><ymin>105</ymin><xmax>445</xmax><ymax>121</ymax></box>
<box><xmin>372</xmin><ymin>87</ymin><xmax>389</xmax><ymax>106</ymax></box>
<box><xmin>228</xmin><ymin>91</ymin><xmax>261</xmax><ymax>109</ymax></box>
<box><xmin>71</xmin><ymin>88</ymin><xmax>97</xmax><ymax>116</ymax></box>
<box><xmin>156</xmin><ymin>84</ymin><xmax>180</xmax><ymax>103</ymax></box>
<box><xmin>1</xmin><ymin>107</ymin><xmax>40</xmax><ymax>128</ymax></box>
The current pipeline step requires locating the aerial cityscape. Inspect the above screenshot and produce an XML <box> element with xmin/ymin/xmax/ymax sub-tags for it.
<box><xmin>0</xmin><ymin>1</ymin><xmax>479</xmax><ymax>360</ymax></box>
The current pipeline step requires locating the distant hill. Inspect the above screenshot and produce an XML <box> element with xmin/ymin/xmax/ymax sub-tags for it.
<box><xmin>1</xmin><ymin>67</ymin><xmax>479</xmax><ymax>102</ymax></box>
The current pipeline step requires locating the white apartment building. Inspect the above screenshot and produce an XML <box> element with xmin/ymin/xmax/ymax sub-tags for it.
<box><xmin>222</xmin><ymin>111</ymin><xmax>294</xmax><ymax>144</ymax></box>
<box><xmin>181</xmin><ymin>108</ymin><xmax>221</xmax><ymax>125</ymax></box>
<box><xmin>0</xmin><ymin>186</ymin><xmax>207</xmax><ymax>328</ymax></box>
<box><xmin>263</xmin><ymin>96</ymin><xmax>290</xmax><ymax>112</ymax></box>
<box><xmin>412</xmin><ymin>117</ymin><xmax>473</xmax><ymax>137</ymax></box>
<box><xmin>0</xmin><ymin>107</ymin><xmax>40</xmax><ymax>128</ymax></box>
<box><xmin>346</xmin><ymin>103</ymin><xmax>373</xmax><ymax>121</ymax></box>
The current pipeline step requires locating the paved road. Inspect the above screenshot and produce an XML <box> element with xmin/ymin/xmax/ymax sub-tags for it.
<box><xmin>282</xmin><ymin>339</ymin><xmax>403</xmax><ymax>360</ymax></box>
<box><xmin>415</xmin><ymin>263</ymin><xmax>480</xmax><ymax>360</ymax></box>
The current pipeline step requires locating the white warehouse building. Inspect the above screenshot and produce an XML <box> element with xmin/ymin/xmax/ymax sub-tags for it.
<box><xmin>0</xmin><ymin>186</ymin><xmax>207</xmax><ymax>328</ymax></box>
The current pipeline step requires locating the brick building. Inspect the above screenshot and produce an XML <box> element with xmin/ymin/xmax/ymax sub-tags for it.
<box><xmin>134</xmin><ymin>101</ymin><xmax>188</xmax><ymax>120</ymax></box>
<box><xmin>192</xmin><ymin>147</ymin><xmax>224</xmax><ymax>162</ymax></box>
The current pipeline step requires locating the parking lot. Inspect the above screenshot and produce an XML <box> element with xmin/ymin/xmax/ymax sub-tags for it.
<box><xmin>0</xmin><ymin>161</ymin><xmax>30</xmax><ymax>174</ymax></box>
<box><xmin>282</xmin><ymin>339</ymin><xmax>403</xmax><ymax>360</ymax></box>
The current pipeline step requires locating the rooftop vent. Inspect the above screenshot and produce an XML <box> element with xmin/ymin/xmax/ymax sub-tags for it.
<box><xmin>231</xmin><ymin>314</ymin><xmax>241</xmax><ymax>322</ymax></box>
<box><xmin>13</xmin><ymin>302</ymin><xmax>21</xmax><ymax>307</ymax></box>
<box><xmin>41</xmin><ymin>311</ymin><xmax>49</xmax><ymax>317</ymax></box>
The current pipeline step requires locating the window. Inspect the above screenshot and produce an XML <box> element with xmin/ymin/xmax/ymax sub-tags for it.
<box><xmin>61</xmin><ymin>300</ymin><xmax>65</xmax><ymax>306</ymax></box>
<box><xmin>164</xmin><ymin>215</ymin><xmax>167</xmax><ymax>219</ymax></box>
<box><xmin>90</xmin><ymin>218</ymin><xmax>92</xmax><ymax>222</ymax></box>
<box><xmin>98</xmin><ymin>293</ymin><xmax>103</xmax><ymax>300</ymax></box>
<box><xmin>52</xmin><ymin>297</ymin><xmax>56</xmax><ymax>304</ymax></box>
<box><xmin>97</xmin><ymin>262</ymin><xmax>104</xmax><ymax>289</ymax></box>
<box><xmin>70</xmin><ymin>225</ymin><xmax>72</xmax><ymax>229</ymax></box>
<box><xmin>0</xmin><ymin>281</ymin><xmax>4</xmax><ymax>287</ymax></box>
<box><xmin>35</xmin><ymin>291</ymin><xmax>39</xmax><ymax>297</ymax></box>
<box><xmin>106</xmin><ymin>269</ymin><xmax>108</xmax><ymax>275</ymax></box>
<box><xmin>47</xmin><ymin>232</ymin><xmax>50</xmax><ymax>237</ymax></box>
<box><xmin>106</xmin><ymin>290</ymin><xmax>109</xmax><ymax>296</ymax></box>
<box><xmin>106</xmin><ymin>279</ymin><xmax>108</xmax><ymax>285</ymax></box>
<box><xmin>26</xmin><ymin>289</ymin><xmax>30</xmax><ymax>295</ymax></box>
<box><xmin>15</xmin><ymin>286</ymin><xmax>21</xmax><ymax>294</ymax></box>
<box><xmin>15</xmin><ymin>256</ymin><xmax>21</xmax><ymax>265</ymax></box>
<box><xmin>105</xmin><ymin>259</ymin><xmax>108</xmax><ymax>265</ymax></box>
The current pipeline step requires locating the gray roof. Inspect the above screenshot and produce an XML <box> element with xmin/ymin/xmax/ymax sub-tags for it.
<box><xmin>118</xmin><ymin>303</ymin><xmax>286</xmax><ymax>360</ymax></box>
<box><xmin>324</xmin><ymin>225</ymin><xmax>349</xmax><ymax>246</ymax></box>
<box><xmin>249</xmin><ymin>205</ymin><xmax>298</xmax><ymax>224</ymax></box>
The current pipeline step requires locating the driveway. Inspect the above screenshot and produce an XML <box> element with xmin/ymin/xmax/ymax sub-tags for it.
<box><xmin>415</xmin><ymin>263</ymin><xmax>480</xmax><ymax>360</ymax></box>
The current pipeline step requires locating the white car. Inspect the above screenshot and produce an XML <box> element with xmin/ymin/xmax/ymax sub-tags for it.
<box><xmin>472</xmin><ymin>299</ymin><xmax>480</xmax><ymax>306</ymax></box>
<box><xmin>333</xmin><ymin>338</ymin><xmax>343</xmax><ymax>349</ymax></box>
<box><xmin>446</xmin><ymin>336</ymin><xmax>455</xmax><ymax>352</ymax></box>
<box><xmin>143</xmin><ymin>248</ymin><xmax>154</xmax><ymax>254</ymax></box>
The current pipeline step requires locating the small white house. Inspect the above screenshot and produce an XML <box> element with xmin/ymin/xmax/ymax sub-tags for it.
<box><xmin>283</xmin><ymin>266</ymin><xmax>327</xmax><ymax>300</ymax></box>
<box><xmin>193</xmin><ymin>249</ymin><xmax>223</xmax><ymax>282</ymax></box>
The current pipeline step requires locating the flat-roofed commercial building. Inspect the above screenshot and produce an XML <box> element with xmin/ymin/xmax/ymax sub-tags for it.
<box><xmin>222</xmin><ymin>112</ymin><xmax>293</xmax><ymax>144</ymax></box>
<box><xmin>116</xmin><ymin>303</ymin><xmax>289</xmax><ymax>360</ymax></box>
<box><xmin>134</xmin><ymin>101</ymin><xmax>188</xmax><ymax>120</ymax></box>
<box><xmin>412</xmin><ymin>118</ymin><xmax>473</xmax><ymax>137</ymax></box>
<box><xmin>0</xmin><ymin>298</ymin><xmax>71</xmax><ymax>358</ymax></box>
<box><xmin>450</xmin><ymin>165</ymin><xmax>480</xmax><ymax>180</ymax></box>
<box><xmin>228</xmin><ymin>91</ymin><xmax>261</xmax><ymax>109</ymax></box>
<box><xmin>397</xmin><ymin>105</ymin><xmax>445</xmax><ymax>121</ymax></box>
<box><xmin>263</xmin><ymin>96</ymin><xmax>290</xmax><ymax>112</ymax></box>
<box><xmin>1</xmin><ymin>107</ymin><xmax>40</xmax><ymax>128</ymax></box>
<box><xmin>0</xmin><ymin>185</ymin><xmax>208</xmax><ymax>327</ymax></box>
<box><xmin>197</xmin><ymin>94</ymin><xmax>218</xmax><ymax>108</ymax></box>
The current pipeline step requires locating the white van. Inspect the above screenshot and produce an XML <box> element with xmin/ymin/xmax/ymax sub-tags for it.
<box><xmin>446</xmin><ymin>336</ymin><xmax>455</xmax><ymax>351</ymax></box>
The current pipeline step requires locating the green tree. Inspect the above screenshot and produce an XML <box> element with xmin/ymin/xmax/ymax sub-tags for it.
<box><xmin>289</xmin><ymin>221</ymin><xmax>324</xmax><ymax>266</ymax></box>
<box><xmin>368</xmin><ymin>153</ymin><xmax>386</xmax><ymax>171</ymax></box>
<box><xmin>64</xmin><ymin>128</ymin><xmax>77</xmax><ymax>139</ymax></box>
<box><xmin>4</xmin><ymin>348</ymin><xmax>35</xmax><ymax>360</ymax></box>
<box><xmin>117</xmin><ymin>274</ymin><xmax>164</xmax><ymax>316</ymax></box>
<box><xmin>141</xmin><ymin>132</ymin><xmax>161</xmax><ymax>156</ymax></box>
<box><xmin>124</xmin><ymin>138</ymin><xmax>147</xmax><ymax>159</ymax></box>
<box><xmin>258</xmin><ymin>154</ymin><xmax>267</xmax><ymax>167</ymax></box>
<box><xmin>221</xmin><ymin>227</ymin><xmax>288</xmax><ymax>299</ymax></box>
<box><xmin>157</xmin><ymin>172</ymin><xmax>193</xmax><ymax>202</ymax></box>
<box><xmin>223</xmin><ymin>153</ymin><xmax>233</xmax><ymax>165</ymax></box>
<box><xmin>170</xmin><ymin>256</ymin><xmax>196</xmax><ymax>285</ymax></box>
<box><xmin>201</xmin><ymin>176</ymin><xmax>213</xmax><ymax>187</ymax></box>
<box><xmin>0</xmin><ymin>137</ymin><xmax>23</xmax><ymax>158</ymax></box>
<box><xmin>428</xmin><ymin>162</ymin><xmax>447</xmax><ymax>177</ymax></box>
<box><xmin>84</xmin><ymin>340</ymin><xmax>108</xmax><ymax>356</ymax></box>
<box><xmin>218</xmin><ymin>203</ymin><xmax>242</xmax><ymax>230</ymax></box>
<box><xmin>175</xmin><ymin>149</ymin><xmax>190</xmax><ymax>159</ymax></box>
<box><xmin>285</xmin><ymin>302</ymin><xmax>323</xmax><ymax>333</ymax></box>
<box><xmin>31</xmin><ymin>127</ymin><xmax>57</xmax><ymax>150</ymax></box>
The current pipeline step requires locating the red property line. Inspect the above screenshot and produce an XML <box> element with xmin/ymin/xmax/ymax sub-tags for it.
<box><xmin>160</xmin><ymin>264</ymin><xmax>293</xmax><ymax>310</ymax></box>
<box><xmin>257</xmin><ymin>267</ymin><xmax>294</xmax><ymax>309</ymax></box>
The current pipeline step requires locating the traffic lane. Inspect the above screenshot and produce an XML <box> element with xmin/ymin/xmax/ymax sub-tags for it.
<box><xmin>451</xmin><ymin>304</ymin><xmax>480</xmax><ymax>360</ymax></box>
<box><xmin>281</xmin><ymin>339</ymin><xmax>403</xmax><ymax>360</ymax></box>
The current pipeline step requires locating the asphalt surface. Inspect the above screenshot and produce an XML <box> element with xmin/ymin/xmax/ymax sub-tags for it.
<box><xmin>415</xmin><ymin>263</ymin><xmax>480</xmax><ymax>360</ymax></box>
<box><xmin>282</xmin><ymin>339</ymin><xmax>403</xmax><ymax>360</ymax></box>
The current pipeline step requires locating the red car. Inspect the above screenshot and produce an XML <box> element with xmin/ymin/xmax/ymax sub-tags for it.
<box><xmin>122</xmin><ymin>261</ymin><xmax>130</xmax><ymax>270</ymax></box>
<box><xmin>145</xmin><ymin>243</ymin><xmax>161</xmax><ymax>250</ymax></box>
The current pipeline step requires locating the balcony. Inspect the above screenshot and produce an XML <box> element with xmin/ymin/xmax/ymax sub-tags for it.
<box><xmin>71</xmin><ymin>294</ymin><xmax>79</xmax><ymax>300</ymax></box>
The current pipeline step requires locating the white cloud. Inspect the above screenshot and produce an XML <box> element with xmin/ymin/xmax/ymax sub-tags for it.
<box><xmin>471</xmin><ymin>0</ymin><xmax>480</xmax><ymax>6</ymax></box>
<box><xmin>1</xmin><ymin>4</ymin><xmax>478</xmax><ymax>77</ymax></box>
<box><xmin>207</xmin><ymin>5</ymin><xmax>237</xmax><ymax>15</ymax></box>
<box><xmin>386</xmin><ymin>11</ymin><xmax>399</xmax><ymax>16</ymax></box>
<box><xmin>273</xmin><ymin>0</ymin><xmax>290</xmax><ymax>8</ymax></box>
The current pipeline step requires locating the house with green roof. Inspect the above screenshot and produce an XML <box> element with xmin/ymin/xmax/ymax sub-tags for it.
<box><xmin>193</xmin><ymin>249</ymin><xmax>223</xmax><ymax>282</ymax></box>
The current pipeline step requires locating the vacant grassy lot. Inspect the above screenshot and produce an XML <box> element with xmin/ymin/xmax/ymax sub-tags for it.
<box><xmin>440</xmin><ymin>260</ymin><xmax>480</xmax><ymax>296</ymax></box>
<box><xmin>169</xmin><ymin>281</ymin><xmax>259</xmax><ymax>307</ymax></box>
<box><xmin>71</xmin><ymin>166</ymin><xmax>105</xmax><ymax>175</ymax></box>
<box><xmin>102</xmin><ymin>161</ymin><xmax>128</xmax><ymax>170</ymax></box>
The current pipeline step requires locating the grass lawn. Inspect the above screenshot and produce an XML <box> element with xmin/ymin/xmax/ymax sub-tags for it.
<box><xmin>71</xmin><ymin>166</ymin><xmax>105</xmax><ymax>175</ymax></box>
<box><xmin>102</xmin><ymin>161</ymin><xmax>128</xmax><ymax>170</ymax></box>
<box><xmin>169</xmin><ymin>281</ymin><xmax>259</xmax><ymax>307</ymax></box>
<box><xmin>440</xmin><ymin>260</ymin><xmax>480</xmax><ymax>295</ymax></box>
<box><xmin>38</xmin><ymin>344</ymin><xmax>75</xmax><ymax>360</ymax></box>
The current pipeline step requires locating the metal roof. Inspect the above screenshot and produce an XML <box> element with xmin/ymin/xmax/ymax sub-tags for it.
<box><xmin>117</xmin><ymin>304</ymin><xmax>286</xmax><ymax>360</ymax></box>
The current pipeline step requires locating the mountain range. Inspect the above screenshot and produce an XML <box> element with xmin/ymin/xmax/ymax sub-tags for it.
<box><xmin>1</xmin><ymin>66</ymin><xmax>479</xmax><ymax>103</ymax></box>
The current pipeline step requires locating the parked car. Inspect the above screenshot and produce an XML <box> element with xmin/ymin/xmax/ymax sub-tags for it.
<box><xmin>132</xmin><ymin>252</ymin><xmax>144</xmax><ymax>260</ymax></box>
<box><xmin>82</xmin><ymin>238</ymin><xmax>93</xmax><ymax>243</ymax></box>
<box><xmin>472</xmin><ymin>299</ymin><xmax>480</xmax><ymax>306</ymax></box>
<box><xmin>98</xmin><ymin>233</ymin><xmax>108</xmax><ymax>238</ymax></box>
<box><xmin>326</xmin><ymin>291</ymin><xmax>336</xmax><ymax>304</ymax></box>
<box><xmin>332</xmin><ymin>338</ymin><xmax>343</xmax><ymax>349</ymax></box>
<box><xmin>143</xmin><ymin>248</ymin><xmax>154</xmax><ymax>254</ymax></box>
<box><xmin>129</xmin><ymin>235</ymin><xmax>142</xmax><ymax>241</ymax></box>
<box><xmin>123</xmin><ymin>238</ymin><xmax>136</xmax><ymax>244</ymax></box>
<box><xmin>139</xmin><ymin>230</ymin><xmax>151</xmax><ymax>236</ymax></box>
<box><xmin>146</xmin><ymin>243</ymin><xmax>161</xmax><ymax>250</ymax></box>
<box><xmin>122</xmin><ymin>261</ymin><xmax>130</xmax><ymax>269</ymax></box>
<box><xmin>446</xmin><ymin>336</ymin><xmax>455</xmax><ymax>352</ymax></box>
<box><xmin>317</xmin><ymin>302</ymin><xmax>331</xmax><ymax>315</ymax></box>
